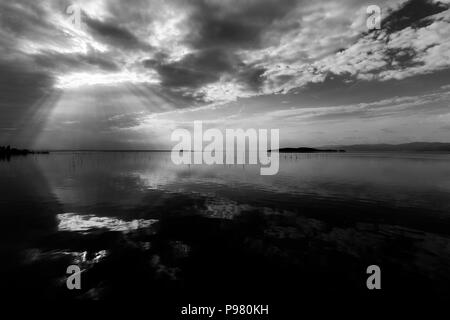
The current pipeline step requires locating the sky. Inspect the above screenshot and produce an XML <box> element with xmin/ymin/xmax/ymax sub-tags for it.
<box><xmin>0</xmin><ymin>0</ymin><xmax>450</xmax><ymax>149</ymax></box>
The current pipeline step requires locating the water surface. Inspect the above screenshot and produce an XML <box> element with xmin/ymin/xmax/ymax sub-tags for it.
<box><xmin>1</xmin><ymin>152</ymin><xmax>450</xmax><ymax>302</ymax></box>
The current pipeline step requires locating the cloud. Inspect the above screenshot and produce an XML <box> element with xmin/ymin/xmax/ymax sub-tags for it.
<box><xmin>84</xmin><ymin>14</ymin><xmax>151</xmax><ymax>50</ymax></box>
<box><xmin>2</xmin><ymin>0</ymin><xmax>450</xmax><ymax>103</ymax></box>
<box><xmin>145</xmin><ymin>48</ymin><xmax>234</xmax><ymax>89</ymax></box>
<box><xmin>1</xmin><ymin>0</ymin><xmax>450</xmax><ymax>148</ymax></box>
<box><xmin>246</xmin><ymin>0</ymin><xmax>450</xmax><ymax>93</ymax></box>
<box><xmin>107</xmin><ymin>112</ymin><xmax>146</xmax><ymax>129</ymax></box>
<box><xmin>382</xmin><ymin>0</ymin><xmax>448</xmax><ymax>32</ymax></box>
<box><xmin>276</xmin><ymin>91</ymin><xmax>450</xmax><ymax>123</ymax></box>
<box><xmin>184</xmin><ymin>0</ymin><xmax>299</xmax><ymax>49</ymax></box>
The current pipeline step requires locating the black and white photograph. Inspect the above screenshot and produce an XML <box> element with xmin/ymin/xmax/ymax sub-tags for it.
<box><xmin>1</xmin><ymin>0</ymin><xmax>450</xmax><ymax>315</ymax></box>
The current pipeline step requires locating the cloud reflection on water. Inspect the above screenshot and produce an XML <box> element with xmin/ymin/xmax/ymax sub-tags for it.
<box><xmin>57</xmin><ymin>212</ymin><xmax>158</xmax><ymax>232</ymax></box>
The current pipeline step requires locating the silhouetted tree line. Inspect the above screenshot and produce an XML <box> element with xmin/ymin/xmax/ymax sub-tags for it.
<box><xmin>0</xmin><ymin>145</ymin><xmax>48</xmax><ymax>160</ymax></box>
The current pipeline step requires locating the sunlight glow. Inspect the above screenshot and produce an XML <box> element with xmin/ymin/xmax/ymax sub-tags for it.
<box><xmin>55</xmin><ymin>71</ymin><xmax>159</xmax><ymax>89</ymax></box>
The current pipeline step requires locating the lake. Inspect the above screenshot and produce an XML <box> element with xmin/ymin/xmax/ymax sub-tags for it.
<box><xmin>1</xmin><ymin>151</ymin><xmax>450</xmax><ymax>304</ymax></box>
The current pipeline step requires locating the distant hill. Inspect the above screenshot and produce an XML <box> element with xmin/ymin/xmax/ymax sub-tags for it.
<box><xmin>321</xmin><ymin>142</ymin><xmax>450</xmax><ymax>152</ymax></box>
<box><xmin>271</xmin><ymin>147</ymin><xmax>345</xmax><ymax>153</ymax></box>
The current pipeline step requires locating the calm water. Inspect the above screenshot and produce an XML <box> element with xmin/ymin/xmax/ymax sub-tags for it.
<box><xmin>1</xmin><ymin>152</ymin><xmax>450</xmax><ymax>302</ymax></box>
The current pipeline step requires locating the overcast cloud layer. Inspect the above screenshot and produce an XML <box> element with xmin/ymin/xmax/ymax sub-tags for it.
<box><xmin>1</xmin><ymin>0</ymin><xmax>450</xmax><ymax>149</ymax></box>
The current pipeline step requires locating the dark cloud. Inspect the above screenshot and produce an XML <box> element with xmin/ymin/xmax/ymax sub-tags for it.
<box><xmin>145</xmin><ymin>48</ymin><xmax>266</xmax><ymax>95</ymax></box>
<box><xmin>139</xmin><ymin>0</ymin><xmax>295</xmax><ymax>99</ymax></box>
<box><xmin>185</xmin><ymin>0</ymin><xmax>299</xmax><ymax>49</ymax></box>
<box><xmin>156</xmin><ymin>86</ymin><xmax>208</xmax><ymax>108</ymax></box>
<box><xmin>84</xmin><ymin>15</ymin><xmax>151</xmax><ymax>50</ymax></box>
<box><xmin>236</xmin><ymin>65</ymin><xmax>266</xmax><ymax>91</ymax></box>
<box><xmin>383</xmin><ymin>47</ymin><xmax>423</xmax><ymax>69</ymax></box>
<box><xmin>145</xmin><ymin>49</ymin><xmax>234</xmax><ymax>88</ymax></box>
<box><xmin>382</xmin><ymin>0</ymin><xmax>448</xmax><ymax>33</ymax></box>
